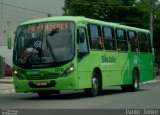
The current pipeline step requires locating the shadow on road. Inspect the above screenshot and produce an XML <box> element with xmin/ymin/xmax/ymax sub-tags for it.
<box><xmin>19</xmin><ymin>88</ymin><xmax>148</xmax><ymax>100</ymax></box>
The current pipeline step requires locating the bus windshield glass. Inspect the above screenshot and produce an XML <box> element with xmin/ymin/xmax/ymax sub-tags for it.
<box><xmin>13</xmin><ymin>22</ymin><xmax>74</xmax><ymax>67</ymax></box>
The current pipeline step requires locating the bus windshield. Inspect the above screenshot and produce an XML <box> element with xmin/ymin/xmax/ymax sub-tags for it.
<box><xmin>13</xmin><ymin>22</ymin><xmax>74</xmax><ymax>68</ymax></box>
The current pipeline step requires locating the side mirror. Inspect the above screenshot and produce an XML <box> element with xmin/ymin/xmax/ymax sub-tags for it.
<box><xmin>7</xmin><ymin>34</ymin><xmax>11</xmax><ymax>49</ymax></box>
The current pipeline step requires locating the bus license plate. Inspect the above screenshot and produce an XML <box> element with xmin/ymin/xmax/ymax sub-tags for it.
<box><xmin>36</xmin><ymin>82</ymin><xmax>47</xmax><ymax>86</ymax></box>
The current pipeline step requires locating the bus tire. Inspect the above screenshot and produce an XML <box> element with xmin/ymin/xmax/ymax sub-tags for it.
<box><xmin>131</xmin><ymin>69</ymin><xmax>139</xmax><ymax>91</ymax></box>
<box><xmin>121</xmin><ymin>70</ymin><xmax>139</xmax><ymax>92</ymax></box>
<box><xmin>85</xmin><ymin>72</ymin><xmax>99</xmax><ymax>97</ymax></box>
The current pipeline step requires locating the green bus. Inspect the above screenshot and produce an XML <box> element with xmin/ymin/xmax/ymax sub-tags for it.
<box><xmin>12</xmin><ymin>16</ymin><xmax>154</xmax><ymax>97</ymax></box>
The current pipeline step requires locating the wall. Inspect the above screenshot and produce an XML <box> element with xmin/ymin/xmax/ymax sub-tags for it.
<box><xmin>0</xmin><ymin>46</ymin><xmax>13</xmax><ymax>66</ymax></box>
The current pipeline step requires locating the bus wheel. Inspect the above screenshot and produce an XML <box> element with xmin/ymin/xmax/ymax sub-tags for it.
<box><xmin>131</xmin><ymin>70</ymin><xmax>139</xmax><ymax>91</ymax></box>
<box><xmin>85</xmin><ymin>72</ymin><xmax>99</xmax><ymax>97</ymax></box>
<box><xmin>121</xmin><ymin>70</ymin><xmax>139</xmax><ymax>92</ymax></box>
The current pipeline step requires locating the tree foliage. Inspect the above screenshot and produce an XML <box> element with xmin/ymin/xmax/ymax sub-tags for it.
<box><xmin>64</xmin><ymin>0</ymin><xmax>147</xmax><ymax>27</ymax></box>
<box><xmin>63</xmin><ymin>0</ymin><xmax>160</xmax><ymax>57</ymax></box>
<box><xmin>154</xmin><ymin>1</ymin><xmax>160</xmax><ymax>57</ymax></box>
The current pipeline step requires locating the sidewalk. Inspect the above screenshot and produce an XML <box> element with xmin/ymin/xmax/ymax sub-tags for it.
<box><xmin>142</xmin><ymin>75</ymin><xmax>160</xmax><ymax>84</ymax></box>
<box><xmin>0</xmin><ymin>76</ymin><xmax>14</xmax><ymax>94</ymax></box>
<box><xmin>0</xmin><ymin>76</ymin><xmax>13</xmax><ymax>84</ymax></box>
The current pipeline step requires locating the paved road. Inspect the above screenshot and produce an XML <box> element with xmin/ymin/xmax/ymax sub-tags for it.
<box><xmin>0</xmin><ymin>81</ymin><xmax>160</xmax><ymax>109</ymax></box>
<box><xmin>0</xmin><ymin>78</ymin><xmax>160</xmax><ymax>115</ymax></box>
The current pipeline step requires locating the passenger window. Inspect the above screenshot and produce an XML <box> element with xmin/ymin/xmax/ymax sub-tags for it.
<box><xmin>128</xmin><ymin>31</ymin><xmax>138</xmax><ymax>52</ymax></box>
<box><xmin>103</xmin><ymin>27</ymin><xmax>116</xmax><ymax>50</ymax></box>
<box><xmin>147</xmin><ymin>33</ymin><xmax>152</xmax><ymax>53</ymax></box>
<box><xmin>77</xmin><ymin>28</ymin><xmax>89</xmax><ymax>60</ymax></box>
<box><xmin>116</xmin><ymin>29</ymin><xmax>128</xmax><ymax>51</ymax></box>
<box><xmin>77</xmin><ymin>28</ymin><xmax>88</xmax><ymax>52</ymax></box>
<box><xmin>88</xmin><ymin>24</ymin><xmax>103</xmax><ymax>49</ymax></box>
<box><xmin>138</xmin><ymin>33</ymin><xmax>148</xmax><ymax>53</ymax></box>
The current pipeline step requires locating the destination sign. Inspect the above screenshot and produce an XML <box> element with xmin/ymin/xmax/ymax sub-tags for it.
<box><xmin>28</xmin><ymin>23</ymin><xmax>69</xmax><ymax>32</ymax></box>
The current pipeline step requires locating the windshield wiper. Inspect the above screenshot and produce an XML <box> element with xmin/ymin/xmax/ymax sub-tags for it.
<box><xmin>46</xmin><ymin>36</ymin><xmax>57</xmax><ymax>61</ymax></box>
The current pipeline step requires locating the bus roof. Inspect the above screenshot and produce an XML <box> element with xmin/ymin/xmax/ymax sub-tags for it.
<box><xmin>21</xmin><ymin>16</ymin><xmax>150</xmax><ymax>33</ymax></box>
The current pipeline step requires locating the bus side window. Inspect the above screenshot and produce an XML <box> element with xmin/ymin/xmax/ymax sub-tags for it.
<box><xmin>116</xmin><ymin>29</ymin><xmax>128</xmax><ymax>51</ymax></box>
<box><xmin>88</xmin><ymin>24</ymin><xmax>103</xmax><ymax>50</ymax></box>
<box><xmin>128</xmin><ymin>31</ymin><xmax>138</xmax><ymax>52</ymax></box>
<box><xmin>103</xmin><ymin>26</ymin><xmax>116</xmax><ymax>50</ymax></box>
<box><xmin>77</xmin><ymin>28</ymin><xmax>88</xmax><ymax>53</ymax></box>
<box><xmin>138</xmin><ymin>32</ymin><xmax>148</xmax><ymax>53</ymax></box>
<box><xmin>77</xmin><ymin>28</ymin><xmax>89</xmax><ymax>60</ymax></box>
<box><xmin>147</xmin><ymin>33</ymin><xmax>152</xmax><ymax>53</ymax></box>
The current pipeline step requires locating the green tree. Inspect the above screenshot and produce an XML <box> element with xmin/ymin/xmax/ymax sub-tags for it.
<box><xmin>63</xmin><ymin>0</ymin><xmax>160</xmax><ymax>57</ymax></box>
<box><xmin>47</xmin><ymin>13</ymin><xmax>52</xmax><ymax>17</ymax></box>
<box><xmin>63</xmin><ymin>0</ymin><xmax>148</xmax><ymax>28</ymax></box>
<box><xmin>154</xmin><ymin>1</ymin><xmax>160</xmax><ymax>57</ymax></box>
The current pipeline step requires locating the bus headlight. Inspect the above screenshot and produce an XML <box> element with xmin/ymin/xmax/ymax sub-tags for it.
<box><xmin>64</xmin><ymin>64</ymin><xmax>74</xmax><ymax>76</ymax></box>
<box><xmin>14</xmin><ymin>70</ymin><xmax>25</xmax><ymax>80</ymax></box>
<box><xmin>14</xmin><ymin>70</ymin><xmax>18</xmax><ymax>75</ymax></box>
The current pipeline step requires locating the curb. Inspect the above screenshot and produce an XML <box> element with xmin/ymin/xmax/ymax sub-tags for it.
<box><xmin>0</xmin><ymin>77</ymin><xmax>13</xmax><ymax>84</ymax></box>
<box><xmin>142</xmin><ymin>78</ymin><xmax>160</xmax><ymax>84</ymax></box>
<box><xmin>0</xmin><ymin>89</ymin><xmax>15</xmax><ymax>94</ymax></box>
<box><xmin>0</xmin><ymin>81</ymin><xmax>13</xmax><ymax>84</ymax></box>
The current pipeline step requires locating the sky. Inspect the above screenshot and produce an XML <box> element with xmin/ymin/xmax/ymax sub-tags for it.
<box><xmin>0</xmin><ymin>0</ymin><xmax>65</xmax><ymax>45</ymax></box>
<box><xmin>1</xmin><ymin>0</ymin><xmax>64</xmax><ymax>22</ymax></box>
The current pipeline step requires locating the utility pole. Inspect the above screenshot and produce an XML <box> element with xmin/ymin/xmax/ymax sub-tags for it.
<box><xmin>150</xmin><ymin>0</ymin><xmax>155</xmax><ymax>49</ymax></box>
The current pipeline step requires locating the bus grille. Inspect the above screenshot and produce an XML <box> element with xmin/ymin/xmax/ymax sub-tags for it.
<box><xmin>26</xmin><ymin>73</ymin><xmax>62</xmax><ymax>80</ymax></box>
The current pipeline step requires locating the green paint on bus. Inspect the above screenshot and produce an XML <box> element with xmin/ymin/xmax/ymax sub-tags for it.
<box><xmin>12</xmin><ymin>16</ymin><xmax>154</xmax><ymax>97</ymax></box>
